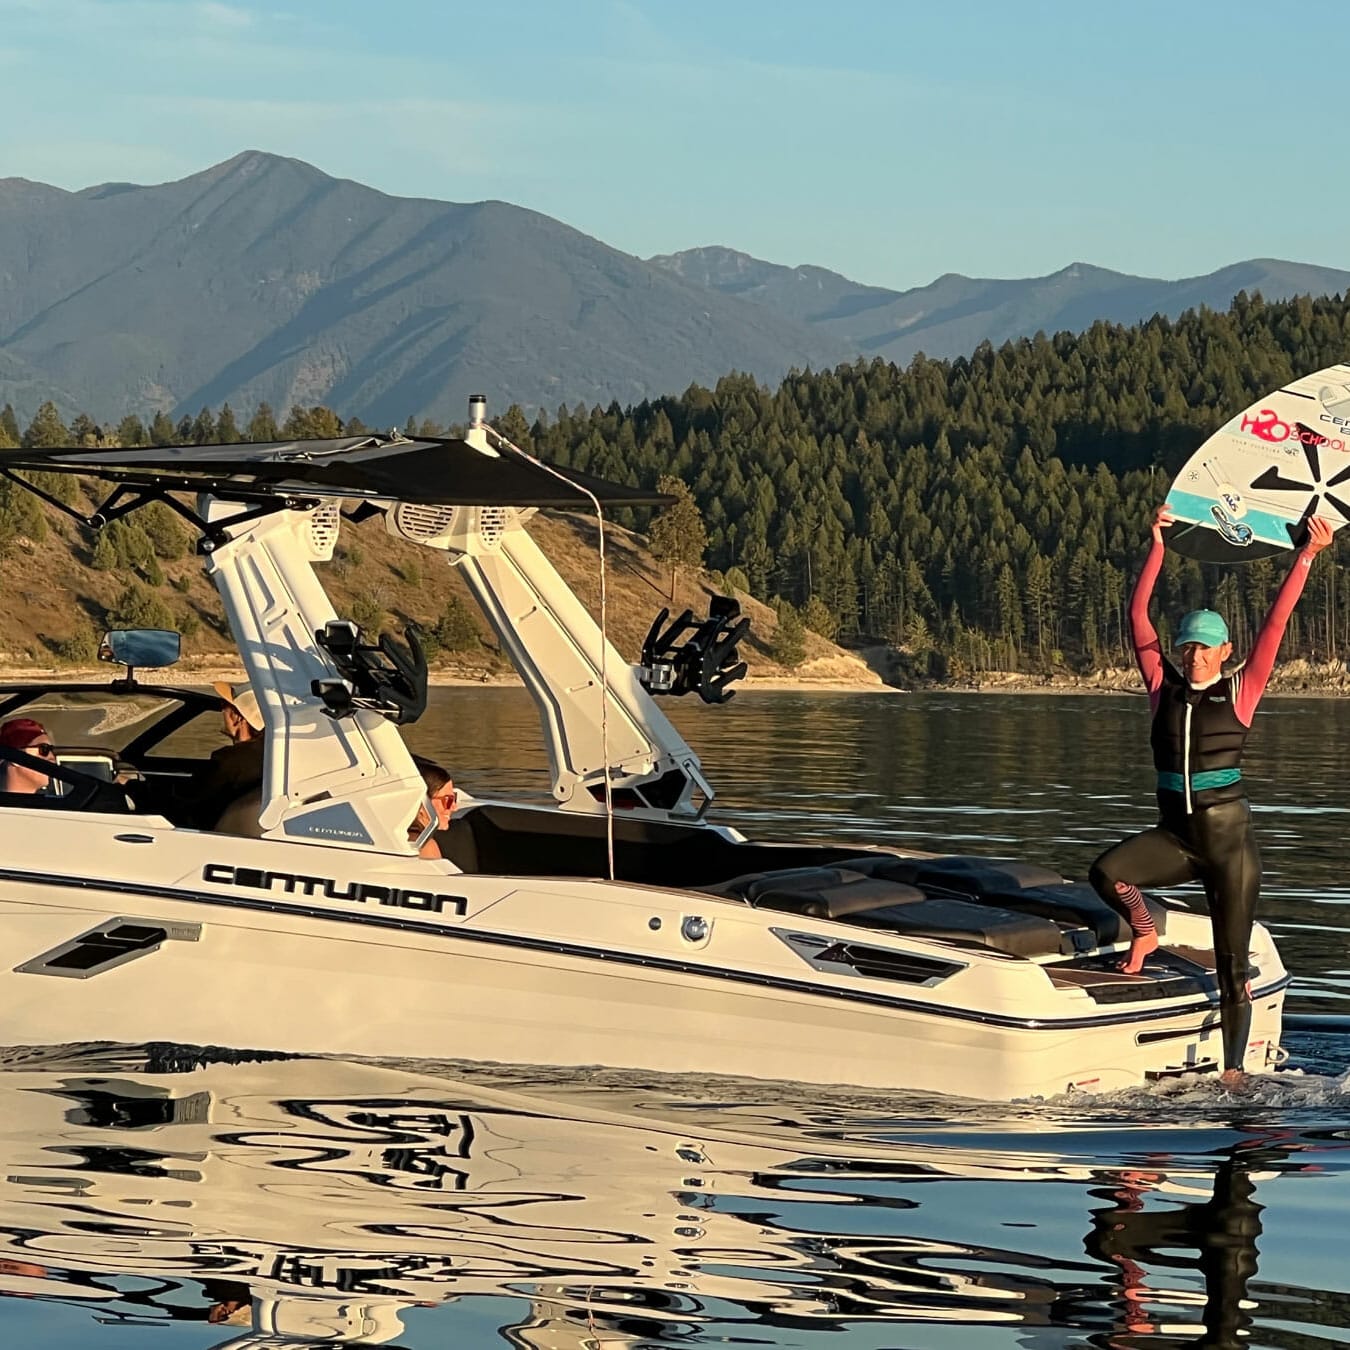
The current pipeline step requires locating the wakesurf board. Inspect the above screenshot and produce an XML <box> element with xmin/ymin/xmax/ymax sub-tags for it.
<box><xmin>1165</xmin><ymin>363</ymin><xmax>1350</xmax><ymax>562</ymax></box>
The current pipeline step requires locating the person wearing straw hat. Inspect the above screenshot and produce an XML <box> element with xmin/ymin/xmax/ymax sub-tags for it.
<box><xmin>213</xmin><ymin>681</ymin><xmax>264</xmax><ymax>746</ymax></box>
<box><xmin>176</xmin><ymin>682</ymin><xmax>266</xmax><ymax>829</ymax></box>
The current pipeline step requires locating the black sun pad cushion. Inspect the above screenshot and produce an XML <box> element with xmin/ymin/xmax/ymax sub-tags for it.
<box><xmin>869</xmin><ymin>854</ymin><xmax>1065</xmax><ymax>892</ymax></box>
<box><xmin>716</xmin><ymin>864</ymin><xmax>1067</xmax><ymax>958</ymax></box>
<box><xmin>856</xmin><ymin>856</ymin><xmax>1159</xmax><ymax>944</ymax></box>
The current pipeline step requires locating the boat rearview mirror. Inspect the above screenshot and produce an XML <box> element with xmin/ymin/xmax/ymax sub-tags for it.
<box><xmin>98</xmin><ymin>628</ymin><xmax>182</xmax><ymax>671</ymax></box>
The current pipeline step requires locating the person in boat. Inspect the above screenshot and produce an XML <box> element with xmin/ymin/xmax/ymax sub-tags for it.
<box><xmin>176</xmin><ymin>682</ymin><xmax>265</xmax><ymax>829</ymax></box>
<box><xmin>409</xmin><ymin>754</ymin><xmax>456</xmax><ymax>859</ymax></box>
<box><xmin>0</xmin><ymin>718</ymin><xmax>55</xmax><ymax>794</ymax></box>
<box><xmin>1089</xmin><ymin>502</ymin><xmax>1333</xmax><ymax>1079</ymax></box>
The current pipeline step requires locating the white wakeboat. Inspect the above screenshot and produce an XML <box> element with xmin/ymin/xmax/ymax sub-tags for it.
<box><xmin>0</xmin><ymin>399</ymin><xmax>1289</xmax><ymax>1098</ymax></box>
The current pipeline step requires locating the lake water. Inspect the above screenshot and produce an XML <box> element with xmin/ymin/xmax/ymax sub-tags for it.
<box><xmin>4</xmin><ymin>688</ymin><xmax>1350</xmax><ymax>1349</ymax></box>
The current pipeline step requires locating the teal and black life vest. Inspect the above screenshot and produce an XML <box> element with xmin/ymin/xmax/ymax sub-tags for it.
<box><xmin>1149</xmin><ymin>659</ymin><xmax>1248</xmax><ymax>813</ymax></box>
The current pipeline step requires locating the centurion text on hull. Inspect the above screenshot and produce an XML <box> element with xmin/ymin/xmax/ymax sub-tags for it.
<box><xmin>0</xmin><ymin>399</ymin><xmax>1288</xmax><ymax>1098</ymax></box>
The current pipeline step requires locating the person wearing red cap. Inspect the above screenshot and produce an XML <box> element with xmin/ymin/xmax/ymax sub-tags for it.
<box><xmin>1089</xmin><ymin>504</ymin><xmax>1333</xmax><ymax>1081</ymax></box>
<box><xmin>0</xmin><ymin>718</ymin><xmax>56</xmax><ymax>795</ymax></box>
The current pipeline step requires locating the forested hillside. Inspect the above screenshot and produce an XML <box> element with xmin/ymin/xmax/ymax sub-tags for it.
<box><xmin>0</xmin><ymin>413</ymin><xmax>865</xmax><ymax>684</ymax></box>
<box><xmin>532</xmin><ymin>291</ymin><xmax>1350</xmax><ymax>676</ymax></box>
<box><xmin>2</xmin><ymin>289</ymin><xmax>1349</xmax><ymax>679</ymax></box>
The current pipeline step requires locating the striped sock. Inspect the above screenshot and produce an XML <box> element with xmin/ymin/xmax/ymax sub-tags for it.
<box><xmin>1113</xmin><ymin>882</ymin><xmax>1157</xmax><ymax>937</ymax></box>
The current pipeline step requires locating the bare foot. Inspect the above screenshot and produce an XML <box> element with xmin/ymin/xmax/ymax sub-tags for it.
<box><xmin>1117</xmin><ymin>931</ymin><xmax>1159</xmax><ymax>973</ymax></box>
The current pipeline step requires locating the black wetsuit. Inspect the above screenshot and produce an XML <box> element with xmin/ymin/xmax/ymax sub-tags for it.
<box><xmin>1090</xmin><ymin>661</ymin><xmax>1260</xmax><ymax>1070</ymax></box>
<box><xmin>1097</xmin><ymin>536</ymin><xmax>1317</xmax><ymax>1073</ymax></box>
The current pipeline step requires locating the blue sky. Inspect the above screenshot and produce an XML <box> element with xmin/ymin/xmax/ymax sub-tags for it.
<box><xmin>2</xmin><ymin>0</ymin><xmax>1346</xmax><ymax>291</ymax></box>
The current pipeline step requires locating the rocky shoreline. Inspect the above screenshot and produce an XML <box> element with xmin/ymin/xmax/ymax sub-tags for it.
<box><xmin>4</xmin><ymin>656</ymin><xmax>1349</xmax><ymax>698</ymax></box>
<box><xmin>909</xmin><ymin>657</ymin><xmax>1350</xmax><ymax>697</ymax></box>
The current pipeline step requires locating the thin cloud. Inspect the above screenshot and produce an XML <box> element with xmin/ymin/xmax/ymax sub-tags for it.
<box><xmin>0</xmin><ymin>0</ymin><xmax>261</xmax><ymax>27</ymax></box>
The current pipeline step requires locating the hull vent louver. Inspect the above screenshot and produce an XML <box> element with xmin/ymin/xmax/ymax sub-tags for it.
<box><xmin>16</xmin><ymin>917</ymin><xmax>201</xmax><ymax>979</ymax></box>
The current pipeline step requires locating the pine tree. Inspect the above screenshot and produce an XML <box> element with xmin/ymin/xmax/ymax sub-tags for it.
<box><xmin>0</xmin><ymin>478</ymin><xmax>45</xmax><ymax>555</ymax></box>
<box><xmin>648</xmin><ymin>474</ymin><xmax>707</xmax><ymax>602</ymax></box>
<box><xmin>107</xmin><ymin>582</ymin><xmax>175</xmax><ymax>630</ymax></box>
<box><xmin>801</xmin><ymin>595</ymin><xmax>839</xmax><ymax>641</ymax></box>
<box><xmin>216</xmin><ymin>403</ymin><xmax>242</xmax><ymax>443</ymax></box>
<box><xmin>283</xmin><ymin>405</ymin><xmax>342</xmax><ymax>439</ymax></box>
<box><xmin>90</xmin><ymin>531</ymin><xmax>119</xmax><ymax>571</ymax></box>
<box><xmin>69</xmin><ymin>412</ymin><xmax>101</xmax><ymax>446</ymax></box>
<box><xmin>148</xmin><ymin>411</ymin><xmax>177</xmax><ymax>446</ymax></box>
<box><xmin>432</xmin><ymin>597</ymin><xmax>481</xmax><ymax>652</ymax></box>
<box><xmin>247</xmin><ymin>403</ymin><xmax>279</xmax><ymax>443</ymax></box>
<box><xmin>21</xmin><ymin>401</ymin><xmax>70</xmax><ymax>448</ymax></box>
<box><xmin>141</xmin><ymin>502</ymin><xmax>186</xmax><ymax>560</ymax></box>
<box><xmin>116</xmin><ymin>414</ymin><xmax>148</xmax><ymax>447</ymax></box>
<box><xmin>190</xmin><ymin>407</ymin><xmax>218</xmax><ymax>445</ymax></box>
<box><xmin>771</xmin><ymin>602</ymin><xmax>807</xmax><ymax>669</ymax></box>
<box><xmin>495</xmin><ymin>405</ymin><xmax>533</xmax><ymax>448</ymax></box>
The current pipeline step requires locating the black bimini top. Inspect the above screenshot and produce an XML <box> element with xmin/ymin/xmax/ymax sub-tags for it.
<box><xmin>0</xmin><ymin>435</ymin><xmax>672</xmax><ymax>509</ymax></box>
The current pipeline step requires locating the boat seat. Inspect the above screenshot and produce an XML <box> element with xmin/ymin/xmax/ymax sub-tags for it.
<box><xmin>705</xmin><ymin>863</ymin><xmax>1067</xmax><ymax>958</ymax></box>
<box><xmin>873</xmin><ymin>855</ymin><xmax>1065</xmax><ymax>892</ymax></box>
<box><xmin>839</xmin><ymin>895</ymin><xmax>1066</xmax><ymax>957</ymax></box>
<box><xmin>211</xmin><ymin>787</ymin><xmax>266</xmax><ymax>839</ymax></box>
<box><xmin>432</xmin><ymin>804</ymin><xmax>874</xmax><ymax>884</ymax></box>
<box><xmin>983</xmin><ymin>882</ymin><xmax>1136</xmax><ymax>944</ymax></box>
<box><xmin>860</xmin><ymin>854</ymin><xmax>1163</xmax><ymax>941</ymax></box>
<box><xmin>437</xmin><ymin>815</ymin><xmax>479</xmax><ymax>872</ymax></box>
<box><xmin>710</xmin><ymin>865</ymin><xmax>927</xmax><ymax>915</ymax></box>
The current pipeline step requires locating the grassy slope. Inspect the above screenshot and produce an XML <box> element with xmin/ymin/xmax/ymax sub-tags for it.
<box><xmin>0</xmin><ymin>495</ymin><xmax>879</xmax><ymax>685</ymax></box>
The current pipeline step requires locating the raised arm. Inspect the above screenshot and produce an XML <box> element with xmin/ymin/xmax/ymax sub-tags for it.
<box><xmin>1234</xmin><ymin>517</ymin><xmax>1334</xmax><ymax>725</ymax></box>
<box><xmin>1130</xmin><ymin>505</ymin><xmax>1172</xmax><ymax>709</ymax></box>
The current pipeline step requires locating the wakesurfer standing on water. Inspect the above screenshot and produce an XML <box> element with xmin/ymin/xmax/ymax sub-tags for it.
<box><xmin>1089</xmin><ymin>503</ymin><xmax>1333</xmax><ymax>1082</ymax></box>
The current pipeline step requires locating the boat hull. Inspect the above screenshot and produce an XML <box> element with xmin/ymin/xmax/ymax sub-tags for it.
<box><xmin>0</xmin><ymin>812</ymin><xmax>1285</xmax><ymax>1100</ymax></box>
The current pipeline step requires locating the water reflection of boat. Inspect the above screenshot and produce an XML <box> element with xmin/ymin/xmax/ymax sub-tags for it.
<box><xmin>4</xmin><ymin>1058</ymin><xmax>1034</xmax><ymax>1323</ymax></box>
<box><xmin>0</xmin><ymin>1056</ymin><xmax>1337</xmax><ymax>1347</ymax></box>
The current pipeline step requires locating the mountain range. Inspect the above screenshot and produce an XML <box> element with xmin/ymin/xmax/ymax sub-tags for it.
<box><xmin>2</xmin><ymin>151</ymin><xmax>1348</xmax><ymax>426</ymax></box>
<box><xmin>649</xmin><ymin>247</ymin><xmax>1350</xmax><ymax>368</ymax></box>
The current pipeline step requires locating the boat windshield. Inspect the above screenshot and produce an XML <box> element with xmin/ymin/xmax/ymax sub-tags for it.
<box><xmin>0</xmin><ymin>684</ymin><xmax>225</xmax><ymax>766</ymax></box>
<box><xmin>2</xmin><ymin>689</ymin><xmax>180</xmax><ymax>748</ymax></box>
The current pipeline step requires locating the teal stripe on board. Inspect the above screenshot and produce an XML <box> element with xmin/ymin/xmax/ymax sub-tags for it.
<box><xmin>1157</xmin><ymin>769</ymin><xmax>1243</xmax><ymax>793</ymax></box>
<box><xmin>1166</xmin><ymin>488</ymin><xmax>1292</xmax><ymax>551</ymax></box>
